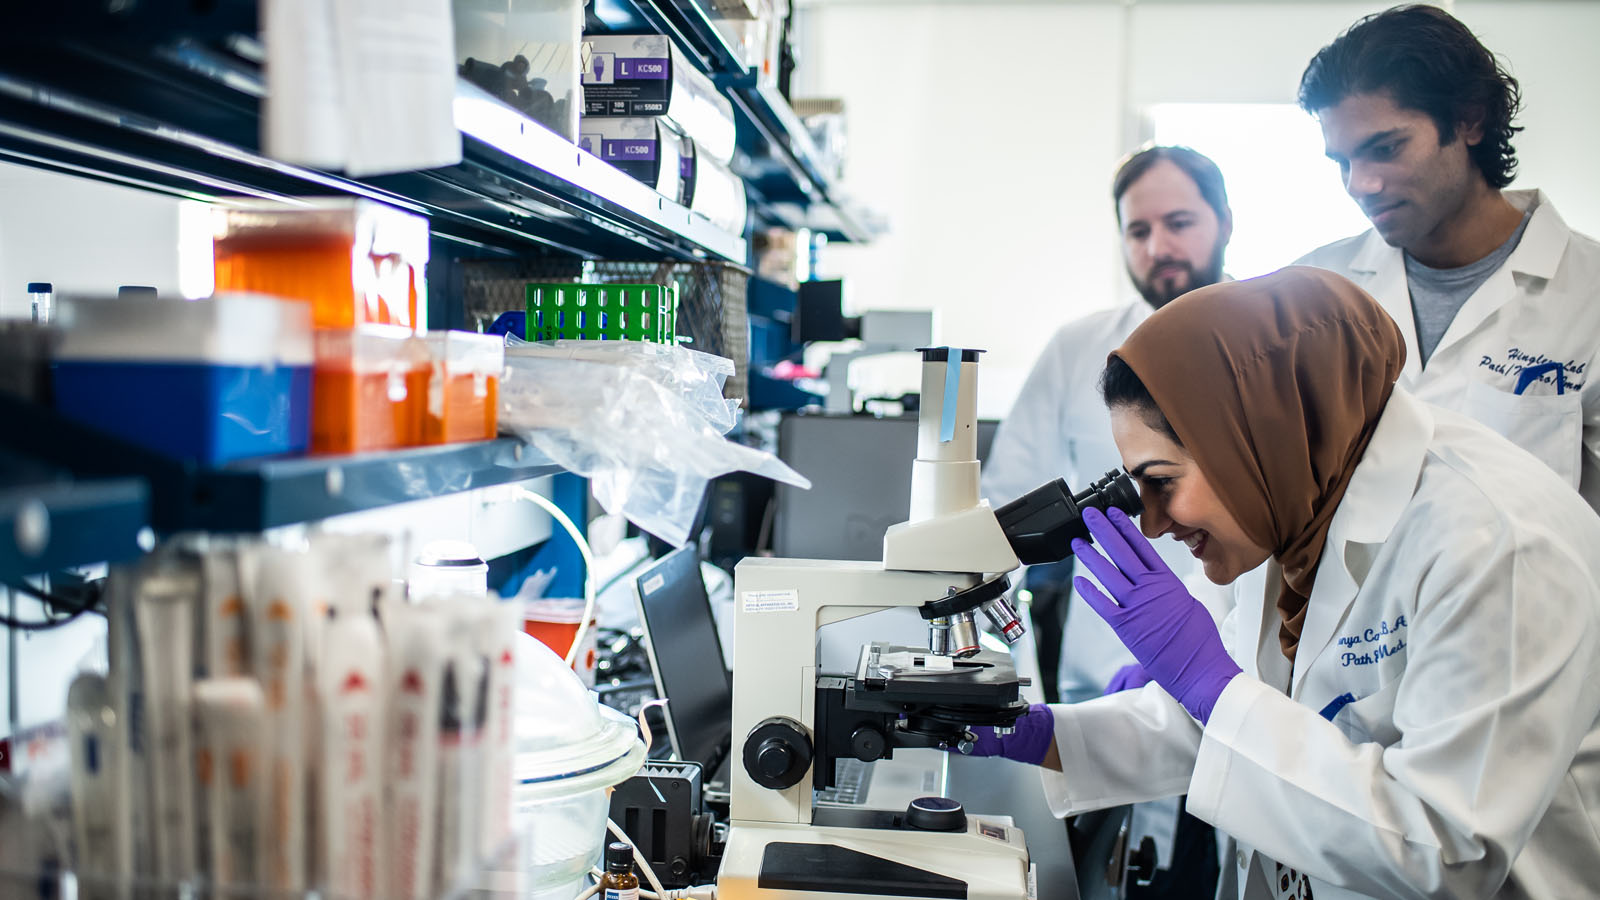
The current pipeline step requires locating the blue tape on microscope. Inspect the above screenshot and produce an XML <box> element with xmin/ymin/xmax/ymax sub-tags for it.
<box><xmin>941</xmin><ymin>348</ymin><xmax>961</xmax><ymax>442</ymax></box>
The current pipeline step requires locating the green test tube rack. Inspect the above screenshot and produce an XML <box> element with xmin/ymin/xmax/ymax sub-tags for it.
<box><xmin>524</xmin><ymin>282</ymin><xmax>679</xmax><ymax>343</ymax></box>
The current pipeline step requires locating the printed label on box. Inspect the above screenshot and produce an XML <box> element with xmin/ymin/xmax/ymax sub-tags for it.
<box><xmin>615</xmin><ymin>58</ymin><xmax>670</xmax><ymax>80</ymax></box>
<box><xmin>602</xmin><ymin>139</ymin><xmax>657</xmax><ymax>161</ymax></box>
<box><xmin>581</xmin><ymin>44</ymin><xmax>673</xmax><ymax>113</ymax></box>
<box><xmin>584</xmin><ymin>99</ymin><xmax>674</xmax><ymax>117</ymax></box>
<box><xmin>586</xmin><ymin>53</ymin><xmax>616</xmax><ymax>85</ymax></box>
<box><xmin>741</xmin><ymin>589</ymin><xmax>799</xmax><ymax>613</ymax></box>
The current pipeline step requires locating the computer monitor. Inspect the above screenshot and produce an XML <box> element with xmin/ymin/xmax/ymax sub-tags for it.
<box><xmin>634</xmin><ymin>547</ymin><xmax>733</xmax><ymax>786</ymax></box>
<box><xmin>775</xmin><ymin>414</ymin><xmax>999</xmax><ymax>561</ymax></box>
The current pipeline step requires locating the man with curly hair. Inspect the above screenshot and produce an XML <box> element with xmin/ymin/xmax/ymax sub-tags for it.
<box><xmin>1296</xmin><ymin>4</ymin><xmax>1600</xmax><ymax>513</ymax></box>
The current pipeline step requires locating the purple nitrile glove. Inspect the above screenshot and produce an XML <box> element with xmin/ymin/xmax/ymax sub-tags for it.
<box><xmin>1103</xmin><ymin>663</ymin><xmax>1154</xmax><ymax>696</ymax></box>
<box><xmin>955</xmin><ymin>703</ymin><xmax>1055</xmax><ymax>765</ymax></box>
<box><xmin>1072</xmin><ymin>506</ymin><xmax>1241</xmax><ymax>724</ymax></box>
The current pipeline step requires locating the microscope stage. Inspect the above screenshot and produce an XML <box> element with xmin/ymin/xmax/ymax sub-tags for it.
<box><xmin>852</xmin><ymin>643</ymin><xmax>1025</xmax><ymax>706</ymax></box>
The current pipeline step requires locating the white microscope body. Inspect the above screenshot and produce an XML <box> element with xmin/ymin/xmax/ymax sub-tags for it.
<box><xmin>718</xmin><ymin>349</ymin><xmax>1033</xmax><ymax>900</ymax></box>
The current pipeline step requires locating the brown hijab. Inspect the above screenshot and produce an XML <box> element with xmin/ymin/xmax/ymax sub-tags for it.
<box><xmin>1110</xmin><ymin>267</ymin><xmax>1407</xmax><ymax>665</ymax></box>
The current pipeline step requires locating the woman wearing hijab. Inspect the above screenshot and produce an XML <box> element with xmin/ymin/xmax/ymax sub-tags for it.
<box><xmin>963</xmin><ymin>267</ymin><xmax>1600</xmax><ymax>898</ymax></box>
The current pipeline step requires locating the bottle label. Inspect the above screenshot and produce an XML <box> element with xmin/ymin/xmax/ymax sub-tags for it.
<box><xmin>604</xmin><ymin>888</ymin><xmax>640</xmax><ymax>900</ymax></box>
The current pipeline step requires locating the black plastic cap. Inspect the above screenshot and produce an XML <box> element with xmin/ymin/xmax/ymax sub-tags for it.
<box><xmin>906</xmin><ymin>796</ymin><xmax>967</xmax><ymax>831</ymax></box>
<box><xmin>606</xmin><ymin>842</ymin><xmax>634</xmax><ymax>872</ymax></box>
<box><xmin>26</xmin><ymin>283</ymin><xmax>51</xmax><ymax>293</ymax></box>
<box><xmin>915</xmin><ymin>347</ymin><xmax>984</xmax><ymax>363</ymax></box>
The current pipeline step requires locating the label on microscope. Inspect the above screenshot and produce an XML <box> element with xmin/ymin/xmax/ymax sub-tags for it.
<box><xmin>741</xmin><ymin>589</ymin><xmax>799</xmax><ymax>613</ymax></box>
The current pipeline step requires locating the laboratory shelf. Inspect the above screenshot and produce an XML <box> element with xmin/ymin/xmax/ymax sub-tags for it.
<box><xmin>0</xmin><ymin>29</ymin><xmax>746</xmax><ymax>262</ymax></box>
<box><xmin>0</xmin><ymin>394</ymin><xmax>561</xmax><ymax>536</ymax></box>
<box><xmin>0</xmin><ymin>477</ymin><xmax>148</xmax><ymax>580</ymax></box>
<box><xmin>593</xmin><ymin>0</ymin><xmax>883</xmax><ymax>243</ymax></box>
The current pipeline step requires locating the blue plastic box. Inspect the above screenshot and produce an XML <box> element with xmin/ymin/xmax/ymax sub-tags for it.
<box><xmin>53</xmin><ymin>293</ymin><xmax>313</xmax><ymax>464</ymax></box>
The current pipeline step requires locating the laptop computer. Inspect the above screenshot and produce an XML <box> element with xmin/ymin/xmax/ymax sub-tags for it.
<box><xmin>635</xmin><ymin>547</ymin><xmax>736</xmax><ymax>801</ymax></box>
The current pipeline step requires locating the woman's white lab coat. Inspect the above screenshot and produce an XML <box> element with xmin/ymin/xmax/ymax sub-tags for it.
<box><xmin>1296</xmin><ymin>190</ymin><xmax>1600</xmax><ymax>512</ymax></box>
<box><xmin>1040</xmin><ymin>387</ymin><xmax>1600</xmax><ymax>899</ymax></box>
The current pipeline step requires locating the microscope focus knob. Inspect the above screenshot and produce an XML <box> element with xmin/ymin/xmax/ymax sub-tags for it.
<box><xmin>743</xmin><ymin>718</ymin><xmax>813</xmax><ymax>790</ymax></box>
<box><xmin>1127</xmin><ymin>835</ymin><xmax>1158</xmax><ymax>886</ymax></box>
<box><xmin>905</xmin><ymin>796</ymin><xmax>967</xmax><ymax>832</ymax></box>
<box><xmin>757</xmin><ymin>740</ymin><xmax>793</xmax><ymax>777</ymax></box>
<box><xmin>850</xmin><ymin>726</ymin><xmax>887</xmax><ymax>761</ymax></box>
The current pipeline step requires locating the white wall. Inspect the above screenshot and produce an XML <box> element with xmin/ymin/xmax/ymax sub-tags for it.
<box><xmin>0</xmin><ymin>161</ymin><xmax>183</xmax><ymax>318</ymax></box>
<box><xmin>794</xmin><ymin>0</ymin><xmax>1600</xmax><ymax>415</ymax></box>
<box><xmin>792</xmin><ymin>3</ymin><xmax>1128</xmax><ymax>416</ymax></box>
<box><xmin>1462</xmin><ymin>1</ymin><xmax>1600</xmax><ymax>236</ymax></box>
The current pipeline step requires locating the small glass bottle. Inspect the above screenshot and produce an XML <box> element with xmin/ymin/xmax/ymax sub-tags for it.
<box><xmin>27</xmin><ymin>282</ymin><xmax>52</xmax><ymax>324</ymax></box>
<box><xmin>599</xmin><ymin>842</ymin><xmax>640</xmax><ymax>900</ymax></box>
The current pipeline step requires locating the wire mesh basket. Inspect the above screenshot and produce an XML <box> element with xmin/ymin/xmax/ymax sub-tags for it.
<box><xmin>462</xmin><ymin>259</ymin><xmax>749</xmax><ymax>400</ymax></box>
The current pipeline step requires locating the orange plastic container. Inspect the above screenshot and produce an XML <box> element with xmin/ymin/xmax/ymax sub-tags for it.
<box><xmin>213</xmin><ymin>199</ymin><xmax>430</xmax><ymax>330</ymax></box>
<box><xmin>421</xmin><ymin>331</ymin><xmax>503</xmax><ymax>444</ymax></box>
<box><xmin>311</xmin><ymin>325</ymin><xmax>430</xmax><ymax>453</ymax></box>
<box><xmin>523</xmin><ymin>598</ymin><xmax>598</xmax><ymax>686</ymax></box>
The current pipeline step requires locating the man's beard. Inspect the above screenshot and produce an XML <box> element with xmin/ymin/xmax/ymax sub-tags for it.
<box><xmin>1130</xmin><ymin>243</ymin><xmax>1227</xmax><ymax>309</ymax></box>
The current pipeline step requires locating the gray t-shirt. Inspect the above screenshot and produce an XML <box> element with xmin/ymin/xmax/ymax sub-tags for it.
<box><xmin>1405</xmin><ymin>207</ymin><xmax>1533</xmax><ymax>364</ymax></box>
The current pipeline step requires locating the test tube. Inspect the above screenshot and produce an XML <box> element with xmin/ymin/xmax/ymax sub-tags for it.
<box><xmin>28</xmin><ymin>282</ymin><xmax>52</xmax><ymax>324</ymax></box>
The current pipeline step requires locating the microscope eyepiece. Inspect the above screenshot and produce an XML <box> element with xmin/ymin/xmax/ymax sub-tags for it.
<box><xmin>1075</xmin><ymin>470</ymin><xmax>1142</xmax><ymax>519</ymax></box>
<box><xmin>995</xmin><ymin>470</ymin><xmax>1144</xmax><ymax>565</ymax></box>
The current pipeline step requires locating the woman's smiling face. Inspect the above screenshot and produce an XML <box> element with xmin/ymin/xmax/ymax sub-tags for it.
<box><xmin>1109</xmin><ymin>404</ymin><xmax>1271</xmax><ymax>585</ymax></box>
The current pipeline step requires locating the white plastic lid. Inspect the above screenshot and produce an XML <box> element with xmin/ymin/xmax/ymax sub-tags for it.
<box><xmin>214</xmin><ymin>199</ymin><xmax>431</xmax><ymax>277</ymax></box>
<box><xmin>56</xmin><ymin>292</ymin><xmax>312</xmax><ymax>366</ymax></box>
<box><xmin>314</xmin><ymin>324</ymin><xmax>425</xmax><ymax>372</ymax></box>
<box><xmin>425</xmin><ymin>330</ymin><xmax>505</xmax><ymax>376</ymax></box>
<box><xmin>524</xmin><ymin>598</ymin><xmax>592</xmax><ymax>625</ymax></box>
<box><xmin>415</xmin><ymin>538</ymin><xmax>487</xmax><ymax>568</ymax></box>
<box><xmin>514</xmin><ymin>632</ymin><xmax>644</xmax><ymax>801</ymax></box>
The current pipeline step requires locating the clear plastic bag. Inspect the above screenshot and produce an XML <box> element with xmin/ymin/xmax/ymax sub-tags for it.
<box><xmin>499</xmin><ymin>340</ymin><xmax>809</xmax><ymax>546</ymax></box>
<box><xmin>504</xmin><ymin>336</ymin><xmax>741</xmax><ymax>433</ymax></box>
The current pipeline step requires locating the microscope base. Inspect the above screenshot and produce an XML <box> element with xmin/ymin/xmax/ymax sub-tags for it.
<box><xmin>718</xmin><ymin>816</ymin><xmax>1032</xmax><ymax>900</ymax></box>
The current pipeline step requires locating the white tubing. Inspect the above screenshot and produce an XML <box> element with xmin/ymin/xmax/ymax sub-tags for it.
<box><xmin>515</xmin><ymin>486</ymin><xmax>597</xmax><ymax>670</ymax></box>
<box><xmin>636</xmin><ymin>698</ymin><xmax>669</xmax><ymax>751</ymax></box>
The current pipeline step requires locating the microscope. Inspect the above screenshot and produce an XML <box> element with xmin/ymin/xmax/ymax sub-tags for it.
<box><xmin>719</xmin><ymin>347</ymin><xmax>1142</xmax><ymax>900</ymax></box>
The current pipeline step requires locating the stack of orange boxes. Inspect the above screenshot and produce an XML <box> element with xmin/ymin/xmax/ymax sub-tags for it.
<box><xmin>214</xmin><ymin>199</ymin><xmax>502</xmax><ymax>454</ymax></box>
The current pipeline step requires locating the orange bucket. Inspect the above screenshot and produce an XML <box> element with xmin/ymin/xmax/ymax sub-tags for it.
<box><xmin>524</xmin><ymin>599</ymin><xmax>598</xmax><ymax>686</ymax></box>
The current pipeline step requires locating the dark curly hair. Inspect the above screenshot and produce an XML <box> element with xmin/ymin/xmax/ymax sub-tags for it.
<box><xmin>1298</xmin><ymin>4</ymin><xmax>1523</xmax><ymax>189</ymax></box>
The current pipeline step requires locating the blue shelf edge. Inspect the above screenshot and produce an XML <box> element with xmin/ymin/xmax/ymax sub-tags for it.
<box><xmin>0</xmin><ymin>393</ymin><xmax>563</xmax><ymax>536</ymax></box>
<box><xmin>0</xmin><ymin>478</ymin><xmax>149</xmax><ymax>579</ymax></box>
<box><xmin>228</xmin><ymin>437</ymin><xmax>564</xmax><ymax>532</ymax></box>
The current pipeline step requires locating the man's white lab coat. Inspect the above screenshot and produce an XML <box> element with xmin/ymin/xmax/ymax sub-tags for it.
<box><xmin>1296</xmin><ymin>189</ymin><xmax>1600</xmax><ymax>511</ymax></box>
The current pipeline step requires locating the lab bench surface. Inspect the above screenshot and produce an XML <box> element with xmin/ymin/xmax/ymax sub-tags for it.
<box><xmin>948</xmin><ymin>751</ymin><xmax>1081</xmax><ymax>900</ymax></box>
